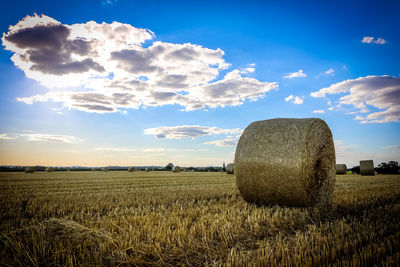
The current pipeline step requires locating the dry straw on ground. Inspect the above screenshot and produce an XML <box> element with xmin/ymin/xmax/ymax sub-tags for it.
<box><xmin>226</xmin><ymin>163</ymin><xmax>234</xmax><ymax>174</ymax></box>
<box><xmin>128</xmin><ymin>167</ymin><xmax>135</xmax><ymax>172</ymax></box>
<box><xmin>360</xmin><ymin>160</ymin><xmax>375</xmax><ymax>176</ymax></box>
<box><xmin>24</xmin><ymin>166</ymin><xmax>35</xmax><ymax>173</ymax></box>
<box><xmin>172</xmin><ymin>166</ymin><xmax>181</xmax><ymax>172</ymax></box>
<box><xmin>2</xmin><ymin>218</ymin><xmax>123</xmax><ymax>265</ymax></box>
<box><xmin>235</xmin><ymin>118</ymin><xmax>335</xmax><ymax>207</ymax></box>
<box><xmin>336</xmin><ymin>164</ymin><xmax>347</xmax><ymax>175</ymax></box>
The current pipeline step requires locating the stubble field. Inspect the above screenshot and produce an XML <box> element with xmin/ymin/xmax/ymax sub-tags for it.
<box><xmin>1</xmin><ymin>171</ymin><xmax>400</xmax><ymax>266</ymax></box>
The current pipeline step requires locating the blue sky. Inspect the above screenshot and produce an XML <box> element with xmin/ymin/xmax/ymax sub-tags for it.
<box><xmin>0</xmin><ymin>0</ymin><xmax>399</xmax><ymax>167</ymax></box>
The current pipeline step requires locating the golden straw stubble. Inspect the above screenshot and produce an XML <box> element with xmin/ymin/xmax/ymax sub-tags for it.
<box><xmin>235</xmin><ymin>118</ymin><xmax>335</xmax><ymax>207</ymax></box>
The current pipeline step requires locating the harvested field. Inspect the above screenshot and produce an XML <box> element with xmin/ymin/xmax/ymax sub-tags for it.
<box><xmin>1</xmin><ymin>171</ymin><xmax>400</xmax><ymax>266</ymax></box>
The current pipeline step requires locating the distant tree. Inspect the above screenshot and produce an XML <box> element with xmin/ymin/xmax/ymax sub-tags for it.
<box><xmin>376</xmin><ymin>161</ymin><xmax>400</xmax><ymax>174</ymax></box>
<box><xmin>351</xmin><ymin>165</ymin><xmax>360</xmax><ymax>174</ymax></box>
<box><xmin>165</xmin><ymin>163</ymin><xmax>174</xmax><ymax>171</ymax></box>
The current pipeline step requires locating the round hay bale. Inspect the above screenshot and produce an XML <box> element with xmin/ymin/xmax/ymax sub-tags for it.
<box><xmin>235</xmin><ymin>118</ymin><xmax>335</xmax><ymax>207</ymax></box>
<box><xmin>226</xmin><ymin>163</ymin><xmax>234</xmax><ymax>174</ymax></box>
<box><xmin>172</xmin><ymin>166</ymin><xmax>181</xmax><ymax>172</ymax></box>
<box><xmin>24</xmin><ymin>166</ymin><xmax>35</xmax><ymax>173</ymax></box>
<box><xmin>336</xmin><ymin>164</ymin><xmax>347</xmax><ymax>175</ymax></box>
<box><xmin>102</xmin><ymin>167</ymin><xmax>109</xmax><ymax>172</ymax></box>
<box><xmin>360</xmin><ymin>160</ymin><xmax>375</xmax><ymax>176</ymax></box>
<box><xmin>45</xmin><ymin>167</ymin><xmax>55</xmax><ymax>172</ymax></box>
<box><xmin>145</xmin><ymin>168</ymin><xmax>151</xmax><ymax>172</ymax></box>
<box><xmin>128</xmin><ymin>167</ymin><xmax>135</xmax><ymax>172</ymax></box>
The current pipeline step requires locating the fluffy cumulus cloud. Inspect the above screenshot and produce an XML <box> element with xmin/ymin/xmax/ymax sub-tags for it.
<box><xmin>0</xmin><ymin>133</ymin><xmax>16</xmax><ymax>140</ymax></box>
<box><xmin>144</xmin><ymin>125</ymin><xmax>242</xmax><ymax>139</ymax></box>
<box><xmin>204</xmin><ymin>138</ymin><xmax>238</xmax><ymax>147</ymax></box>
<box><xmin>361</xmin><ymin>36</ymin><xmax>386</xmax><ymax>44</ymax></box>
<box><xmin>283</xmin><ymin>69</ymin><xmax>306</xmax><ymax>79</ymax></box>
<box><xmin>285</xmin><ymin>94</ymin><xmax>304</xmax><ymax>104</ymax></box>
<box><xmin>311</xmin><ymin>75</ymin><xmax>400</xmax><ymax>123</ymax></box>
<box><xmin>19</xmin><ymin>133</ymin><xmax>83</xmax><ymax>143</ymax></box>
<box><xmin>324</xmin><ymin>68</ymin><xmax>334</xmax><ymax>76</ymax></box>
<box><xmin>94</xmin><ymin>147</ymin><xmax>197</xmax><ymax>153</ymax></box>
<box><xmin>0</xmin><ymin>132</ymin><xmax>81</xmax><ymax>143</ymax></box>
<box><xmin>3</xmin><ymin>14</ymin><xmax>278</xmax><ymax>113</ymax></box>
<box><xmin>312</xmin><ymin>109</ymin><xmax>325</xmax><ymax>114</ymax></box>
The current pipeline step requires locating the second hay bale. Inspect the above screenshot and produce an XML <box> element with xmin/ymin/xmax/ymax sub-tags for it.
<box><xmin>172</xmin><ymin>166</ymin><xmax>181</xmax><ymax>172</ymax></box>
<box><xmin>25</xmin><ymin>166</ymin><xmax>35</xmax><ymax>173</ymax></box>
<box><xmin>235</xmin><ymin>118</ymin><xmax>335</xmax><ymax>207</ymax></box>
<box><xmin>226</xmin><ymin>163</ymin><xmax>234</xmax><ymax>174</ymax></box>
<box><xmin>46</xmin><ymin>167</ymin><xmax>55</xmax><ymax>172</ymax></box>
<box><xmin>360</xmin><ymin>160</ymin><xmax>375</xmax><ymax>176</ymax></box>
<box><xmin>336</xmin><ymin>164</ymin><xmax>347</xmax><ymax>175</ymax></box>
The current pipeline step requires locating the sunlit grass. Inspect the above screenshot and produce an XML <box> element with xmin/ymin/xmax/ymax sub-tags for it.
<box><xmin>1</xmin><ymin>171</ymin><xmax>399</xmax><ymax>266</ymax></box>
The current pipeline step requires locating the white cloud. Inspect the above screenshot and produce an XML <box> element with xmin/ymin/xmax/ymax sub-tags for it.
<box><xmin>204</xmin><ymin>138</ymin><xmax>238</xmax><ymax>147</ymax></box>
<box><xmin>313</xmin><ymin>109</ymin><xmax>325</xmax><ymax>114</ymax></box>
<box><xmin>142</xmin><ymin>148</ymin><xmax>165</xmax><ymax>153</ymax></box>
<box><xmin>285</xmin><ymin>94</ymin><xmax>304</xmax><ymax>104</ymax></box>
<box><xmin>361</xmin><ymin>36</ymin><xmax>386</xmax><ymax>44</ymax></box>
<box><xmin>310</xmin><ymin>75</ymin><xmax>400</xmax><ymax>123</ymax></box>
<box><xmin>94</xmin><ymin>147</ymin><xmax>198</xmax><ymax>153</ymax></box>
<box><xmin>19</xmin><ymin>133</ymin><xmax>83</xmax><ymax>143</ymax></box>
<box><xmin>374</xmin><ymin>38</ymin><xmax>386</xmax><ymax>45</ymax></box>
<box><xmin>240</xmin><ymin>67</ymin><xmax>255</xmax><ymax>74</ymax></box>
<box><xmin>0</xmin><ymin>133</ymin><xmax>16</xmax><ymax>140</ymax></box>
<box><xmin>361</xmin><ymin>36</ymin><xmax>374</xmax><ymax>43</ymax></box>
<box><xmin>94</xmin><ymin>147</ymin><xmax>137</xmax><ymax>152</ymax></box>
<box><xmin>144</xmin><ymin>125</ymin><xmax>243</xmax><ymax>139</ymax></box>
<box><xmin>324</xmin><ymin>68</ymin><xmax>335</xmax><ymax>76</ymax></box>
<box><xmin>102</xmin><ymin>0</ymin><xmax>117</xmax><ymax>5</ymax></box>
<box><xmin>283</xmin><ymin>69</ymin><xmax>306</xmax><ymax>79</ymax></box>
<box><xmin>3</xmin><ymin>14</ymin><xmax>278</xmax><ymax>113</ymax></box>
<box><xmin>382</xmin><ymin>145</ymin><xmax>400</xmax><ymax>150</ymax></box>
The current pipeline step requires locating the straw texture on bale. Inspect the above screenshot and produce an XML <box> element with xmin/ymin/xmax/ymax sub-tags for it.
<box><xmin>172</xmin><ymin>166</ymin><xmax>181</xmax><ymax>172</ymax></box>
<box><xmin>235</xmin><ymin>118</ymin><xmax>335</xmax><ymax>207</ymax></box>
<box><xmin>145</xmin><ymin>168</ymin><xmax>151</xmax><ymax>172</ymax></box>
<box><xmin>336</xmin><ymin>164</ymin><xmax>347</xmax><ymax>175</ymax></box>
<box><xmin>226</xmin><ymin>163</ymin><xmax>234</xmax><ymax>174</ymax></box>
<box><xmin>25</xmin><ymin>166</ymin><xmax>35</xmax><ymax>173</ymax></box>
<box><xmin>128</xmin><ymin>167</ymin><xmax>135</xmax><ymax>172</ymax></box>
<box><xmin>360</xmin><ymin>160</ymin><xmax>375</xmax><ymax>176</ymax></box>
<box><xmin>102</xmin><ymin>167</ymin><xmax>109</xmax><ymax>172</ymax></box>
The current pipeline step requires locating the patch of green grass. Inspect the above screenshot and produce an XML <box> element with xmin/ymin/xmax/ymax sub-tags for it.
<box><xmin>0</xmin><ymin>171</ymin><xmax>399</xmax><ymax>266</ymax></box>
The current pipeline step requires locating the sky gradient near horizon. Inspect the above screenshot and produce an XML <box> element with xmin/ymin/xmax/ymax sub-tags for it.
<box><xmin>0</xmin><ymin>0</ymin><xmax>399</xmax><ymax>167</ymax></box>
